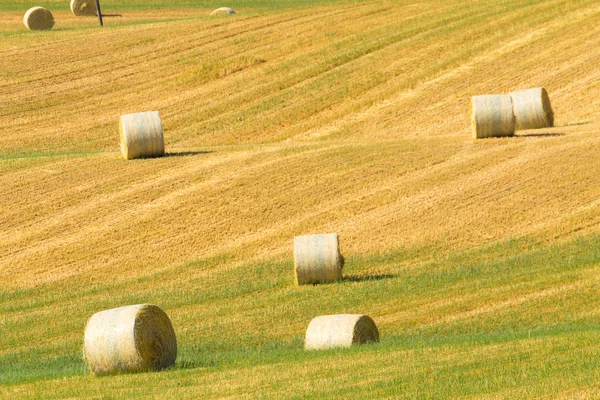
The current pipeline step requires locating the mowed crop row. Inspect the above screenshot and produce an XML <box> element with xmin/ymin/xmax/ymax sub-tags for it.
<box><xmin>2</xmin><ymin>132</ymin><xmax>600</xmax><ymax>287</ymax></box>
<box><xmin>2</xmin><ymin>0</ymin><xmax>599</xmax><ymax>151</ymax></box>
<box><xmin>1</xmin><ymin>0</ymin><xmax>600</xmax><ymax>397</ymax></box>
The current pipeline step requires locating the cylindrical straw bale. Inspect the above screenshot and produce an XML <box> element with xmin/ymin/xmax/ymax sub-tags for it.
<box><xmin>210</xmin><ymin>7</ymin><xmax>235</xmax><ymax>15</ymax></box>
<box><xmin>23</xmin><ymin>7</ymin><xmax>55</xmax><ymax>31</ymax></box>
<box><xmin>471</xmin><ymin>94</ymin><xmax>515</xmax><ymax>139</ymax></box>
<box><xmin>305</xmin><ymin>314</ymin><xmax>379</xmax><ymax>350</ymax></box>
<box><xmin>509</xmin><ymin>87</ymin><xmax>554</xmax><ymax>130</ymax></box>
<box><xmin>294</xmin><ymin>233</ymin><xmax>343</xmax><ymax>285</ymax></box>
<box><xmin>70</xmin><ymin>0</ymin><xmax>98</xmax><ymax>16</ymax></box>
<box><xmin>119</xmin><ymin>111</ymin><xmax>165</xmax><ymax>160</ymax></box>
<box><xmin>83</xmin><ymin>304</ymin><xmax>177</xmax><ymax>376</ymax></box>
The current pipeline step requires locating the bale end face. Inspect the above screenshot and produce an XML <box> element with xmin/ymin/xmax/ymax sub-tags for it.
<box><xmin>23</xmin><ymin>7</ymin><xmax>55</xmax><ymax>31</ymax></box>
<box><xmin>294</xmin><ymin>233</ymin><xmax>343</xmax><ymax>285</ymax></box>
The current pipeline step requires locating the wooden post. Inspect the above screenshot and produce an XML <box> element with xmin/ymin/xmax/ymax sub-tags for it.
<box><xmin>95</xmin><ymin>0</ymin><xmax>103</xmax><ymax>26</ymax></box>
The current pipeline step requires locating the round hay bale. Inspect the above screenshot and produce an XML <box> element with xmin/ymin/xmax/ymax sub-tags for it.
<box><xmin>294</xmin><ymin>233</ymin><xmax>343</xmax><ymax>285</ymax></box>
<box><xmin>210</xmin><ymin>7</ymin><xmax>235</xmax><ymax>15</ymax></box>
<box><xmin>305</xmin><ymin>314</ymin><xmax>379</xmax><ymax>350</ymax></box>
<box><xmin>70</xmin><ymin>0</ymin><xmax>97</xmax><ymax>16</ymax></box>
<box><xmin>23</xmin><ymin>7</ymin><xmax>55</xmax><ymax>31</ymax></box>
<box><xmin>471</xmin><ymin>94</ymin><xmax>515</xmax><ymax>139</ymax></box>
<box><xmin>509</xmin><ymin>87</ymin><xmax>554</xmax><ymax>130</ymax></box>
<box><xmin>83</xmin><ymin>304</ymin><xmax>177</xmax><ymax>376</ymax></box>
<box><xmin>119</xmin><ymin>111</ymin><xmax>165</xmax><ymax>160</ymax></box>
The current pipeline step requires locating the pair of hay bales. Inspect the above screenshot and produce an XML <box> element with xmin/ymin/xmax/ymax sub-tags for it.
<box><xmin>83</xmin><ymin>305</ymin><xmax>378</xmax><ymax>376</ymax></box>
<box><xmin>471</xmin><ymin>87</ymin><xmax>554</xmax><ymax>139</ymax></box>
<box><xmin>293</xmin><ymin>235</ymin><xmax>379</xmax><ymax>349</ymax></box>
<box><xmin>23</xmin><ymin>0</ymin><xmax>98</xmax><ymax>31</ymax></box>
<box><xmin>71</xmin><ymin>4</ymin><xmax>231</xmax><ymax>17</ymax></box>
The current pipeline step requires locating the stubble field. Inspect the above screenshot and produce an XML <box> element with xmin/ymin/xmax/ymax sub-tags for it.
<box><xmin>1</xmin><ymin>0</ymin><xmax>600</xmax><ymax>398</ymax></box>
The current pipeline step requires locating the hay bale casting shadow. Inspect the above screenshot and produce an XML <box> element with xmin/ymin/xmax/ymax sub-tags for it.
<box><xmin>509</xmin><ymin>87</ymin><xmax>554</xmax><ymax>130</ymax></box>
<box><xmin>83</xmin><ymin>304</ymin><xmax>177</xmax><ymax>376</ymax></box>
<box><xmin>471</xmin><ymin>94</ymin><xmax>515</xmax><ymax>139</ymax></box>
<box><xmin>305</xmin><ymin>314</ymin><xmax>379</xmax><ymax>350</ymax></box>
<box><xmin>70</xmin><ymin>0</ymin><xmax>97</xmax><ymax>16</ymax></box>
<box><xmin>294</xmin><ymin>233</ymin><xmax>344</xmax><ymax>285</ymax></box>
<box><xmin>23</xmin><ymin>7</ymin><xmax>55</xmax><ymax>30</ymax></box>
<box><xmin>120</xmin><ymin>111</ymin><xmax>165</xmax><ymax>160</ymax></box>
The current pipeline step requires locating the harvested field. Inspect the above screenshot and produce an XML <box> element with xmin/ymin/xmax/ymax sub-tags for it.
<box><xmin>1</xmin><ymin>0</ymin><xmax>600</xmax><ymax>397</ymax></box>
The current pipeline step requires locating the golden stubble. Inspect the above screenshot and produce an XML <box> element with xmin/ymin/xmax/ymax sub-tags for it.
<box><xmin>1</xmin><ymin>1</ymin><xmax>600</xmax><ymax>395</ymax></box>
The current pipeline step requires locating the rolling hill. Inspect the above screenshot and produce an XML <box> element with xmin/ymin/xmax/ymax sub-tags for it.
<box><xmin>1</xmin><ymin>0</ymin><xmax>600</xmax><ymax>397</ymax></box>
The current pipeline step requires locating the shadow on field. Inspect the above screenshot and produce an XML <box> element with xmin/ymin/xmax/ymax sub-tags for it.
<box><xmin>165</xmin><ymin>150</ymin><xmax>214</xmax><ymax>157</ymax></box>
<box><xmin>342</xmin><ymin>274</ymin><xmax>396</xmax><ymax>283</ymax></box>
<box><xmin>515</xmin><ymin>133</ymin><xmax>566</xmax><ymax>138</ymax></box>
<box><xmin>563</xmin><ymin>121</ymin><xmax>590</xmax><ymax>127</ymax></box>
<box><xmin>176</xmin><ymin>359</ymin><xmax>205</xmax><ymax>370</ymax></box>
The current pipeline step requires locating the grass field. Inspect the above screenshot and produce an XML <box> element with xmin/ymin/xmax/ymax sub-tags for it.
<box><xmin>1</xmin><ymin>0</ymin><xmax>600</xmax><ymax>398</ymax></box>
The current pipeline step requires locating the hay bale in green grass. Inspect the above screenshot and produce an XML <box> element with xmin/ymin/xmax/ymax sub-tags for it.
<box><xmin>119</xmin><ymin>111</ymin><xmax>165</xmax><ymax>160</ymax></box>
<box><xmin>509</xmin><ymin>87</ymin><xmax>554</xmax><ymax>130</ymax></box>
<box><xmin>294</xmin><ymin>233</ymin><xmax>344</xmax><ymax>285</ymax></box>
<box><xmin>305</xmin><ymin>314</ymin><xmax>379</xmax><ymax>350</ymax></box>
<box><xmin>210</xmin><ymin>7</ymin><xmax>235</xmax><ymax>15</ymax></box>
<box><xmin>83</xmin><ymin>304</ymin><xmax>177</xmax><ymax>376</ymax></box>
<box><xmin>471</xmin><ymin>94</ymin><xmax>515</xmax><ymax>139</ymax></box>
<box><xmin>23</xmin><ymin>7</ymin><xmax>54</xmax><ymax>30</ymax></box>
<box><xmin>70</xmin><ymin>0</ymin><xmax>97</xmax><ymax>16</ymax></box>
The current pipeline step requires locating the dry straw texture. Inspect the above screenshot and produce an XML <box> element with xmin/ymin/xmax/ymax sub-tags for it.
<box><xmin>70</xmin><ymin>0</ymin><xmax>97</xmax><ymax>16</ymax></box>
<box><xmin>294</xmin><ymin>233</ymin><xmax>343</xmax><ymax>285</ymax></box>
<box><xmin>23</xmin><ymin>7</ymin><xmax>54</xmax><ymax>31</ymax></box>
<box><xmin>471</xmin><ymin>94</ymin><xmax>515</xmax><ymax>139</ymax></box>
<box><xmin>119</xmin><ymin>111</ymin><xmax>165</xmax><ymax>160</ymax></box>
<box><xmin>210</xmin><ymin>7</ymin><xmax>235</xmax><ymax>16</ymax></box>
<box><xmin>509</xmin><ymin>87</ymin><xmax>554</xmax><ymax>130</ymax></box>
<box><xmin>83</xmin><ymin>304</ymin><xmax>177</xmax><ymax>376</ymax></box>
<box><xmin>305</xmin><ymin>314</ymin><xmax>379</xmax><ymax>350</ymax></box>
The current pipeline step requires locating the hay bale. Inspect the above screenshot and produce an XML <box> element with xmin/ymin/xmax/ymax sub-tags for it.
<box><xmin>210</xmin><ymin>7</ymin><xmax>235</xmax><ymax>15</ymax></box>
<box><xmin>294</xmin><ymin>233</ymin><xmax>343</xmax><ymax>285</ymax></box>
<box><xmin>83</xmin><ymin>304</ymin><xmax>177</xmax><ymax>376</ymax></box>
<box><xmin>23</xmin><ymin>7</ymin><xmax>54</xmax><ymax>31</ymax></box>
<box><xmin>119</xmin><ymin>111</ymin><xmax>165</xmax><ymax>160</ymax></box>
<box><xmin>70</xmin><ymin>0</ymin><xmax>97</xmax><ymax>16</ymax></box>
<box><xmin>305</xmin><ymin>314</ymin><xmax>379</xmax><ymax>350</ymax></box>
<box><xmin>509</xmin><ymin>87</ymin><xmax>554</xmax><ymax>130</ymax></box>
<box><xmin>471</xmin><ymin>94</ymin><xmax>515</xmax><ymax>139</ymax></box>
